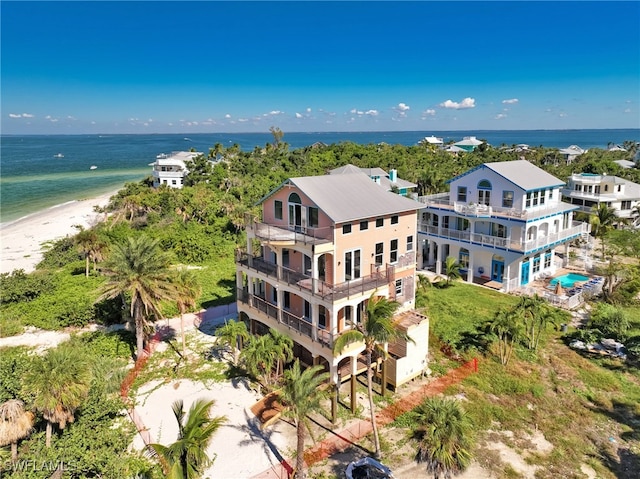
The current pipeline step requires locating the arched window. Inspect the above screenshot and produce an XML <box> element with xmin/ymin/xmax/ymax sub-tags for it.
<box><xmin>478</xmin><ymin>179</ymin><xmax>492</xmax><ymax>190</ymax></box>
<box><xmin>288</xmin><ymin>192</ymin><xmax>301</xmax><ymax>204</ymax></box>
<box><xmin>459</xmin><ymin>248</ymin><xmax>469</xmax><ymax>269</ymax></box>
<box><xmin>477</xmin><ymin>180</ymin><xmax>492</xmax><ymax>205</ymax></box>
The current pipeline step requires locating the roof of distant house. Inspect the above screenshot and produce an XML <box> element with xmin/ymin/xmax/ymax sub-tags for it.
<box><xmin>422</xmin><ymin>135</ymin><xmax>444</xmax><ymax>144</ymax></box>
<box><xmin>264</xmin><ymin>173</ymin><xmax>423</xmax><ymax>224</ymax></box>
<box><xmin>329</xmin><ymin>164</ymin><xmax>417</xmax><ymax>191</ymax></box>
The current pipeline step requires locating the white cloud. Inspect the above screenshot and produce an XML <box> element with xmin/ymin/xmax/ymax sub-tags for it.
<box><xmin>306</xmin><ymin>108</ymin><xmax>312</xmax><ymax>113</ymax></box>
<box><xmin>502</xmin><ymin>98</ymin><xmax>519</xmax><ymax>104</ymax></box>
<box><xmin>396</xmin><ymin>103</ymin><xmax>410</xmax><ymax>112</ymax></box>
<box><xmin>421</xmin><ymin>109</ymin><xmax>436</xmax><ymax>118</ymax></box>
<box><xmin>495</xmin><ymin>113</ymin><xmax>507</xmax><ymax>120</ymax></box>
<box><xmin>268</xmin><ymin>110</ymin><xmax>283</xmax><ymax>116</ymax></box>
<box><xmin>238</xmin><ymin>118</ymin><xmax>249</xmax><ymax>122</ymax></box>
<box><xmin>224</xmin><ymin>114</ymin><xmax>232</xmax><ymax>119</ymax></box>
<box><xmin>365</xmin><ymin>110</ymin><xmax>379</xmax><ymax>116</ymax></box>
<box><xmin>439</xmin><ymin>98</ymin><xmax>476</xmax><ymax>109</ymax></box>
<box><xmin>9</xmin><ymin>113</ymin><xmax>34</xmax><ymax>118</ymax></box>
<box><xmin>624</xmin><ymin>108</ymin><xmax>632</xmax><ymax>113</ymax></box>
<box><xmin>295</xmin><ymin>112</ymin><xmax>303</xmax><ymax>119</ymax></box>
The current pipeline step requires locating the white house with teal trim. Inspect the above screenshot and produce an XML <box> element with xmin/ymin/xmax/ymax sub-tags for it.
<box><xmin>417</xmin><ymin>160</ymin><xmax>591</xmax><ymax>291</ymax></box>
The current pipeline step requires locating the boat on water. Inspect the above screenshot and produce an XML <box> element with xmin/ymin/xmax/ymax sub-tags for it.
<box><xmin>90</xmin><ymin>165</ymin><xmax>97</xmax><ymax>170</ymax></box>
<box><xmin>54</xmin><ymin>153</ymin><xmax>64</xmax><ymax>158</ymax></box>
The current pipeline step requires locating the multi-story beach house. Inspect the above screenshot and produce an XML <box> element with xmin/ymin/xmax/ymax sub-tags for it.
<box><xmin>561</xmin><ymin>173</ymin><xmax>640</xmax><ymax>228</ymax></box>
<box><xmin>150</xmin><ymin>151</ymin><xmax>201</xmax><ymax>188</ymax></box>
<box><xmin>235</xmin><ymin>170</ymin><xmax>429</xmax><ymax>411</ymax></box>
<box><xmin>417</xmin><ymin>160</ymin><xmax>591</xmax><ymax>291</ymax></box>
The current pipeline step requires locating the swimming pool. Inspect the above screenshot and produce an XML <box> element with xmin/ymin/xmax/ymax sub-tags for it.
<box><xmin>550</xmin><ymin>273</ymin><xmax>589</xmax><ymax>288</ymax></box>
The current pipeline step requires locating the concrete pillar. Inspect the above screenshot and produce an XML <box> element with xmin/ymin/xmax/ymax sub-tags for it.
<box><xmin>275</xmin><ymin>248</ymin><xmax>282</xmax><ymax>280</ymax></box>
<box><xmin>331</xmin><ymin>383</ymin><xmax>338</xmax><ymax>424</ymax></box>
<box><xmin>350</xmin><ymin>356</ymin><xmax>358</xmax><ymax>413</ymax></box>
<box><xmin>276</xmin><ymin>287</ymin><xmax>282</xmax><ymax>323</ymax></box>
<box><xmin>467</xmin><ymin>255</ymin><xmax>474</xmax><ymax>283</ymax></box>
<box><xmin>311</xmin><ymin>303</ymin><xmax>319</xmax><ymax>341</ymax></box>
<box><xmin>563</xmin><ymin>243</ymin><xmax>570</xmax><ymax>267</ymax></box>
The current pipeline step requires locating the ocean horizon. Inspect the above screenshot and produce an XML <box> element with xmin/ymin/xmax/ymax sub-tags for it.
<box><xmin>2</xmin><ymin>129</ymin><xmax>639</xmax><ymax>224</ymax></box>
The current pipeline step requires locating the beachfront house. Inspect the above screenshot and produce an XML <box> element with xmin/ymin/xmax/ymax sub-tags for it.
<box><xmin>329</xmin><ymin>164</ymin><xmax>417</xmax><ymax>196</ymax></box>
<box><xmin>417</xmin><ymin>160</ymin><xmax>591</xmax><ymax>291</ymax></box>
<box><xmin>558</xmin><ymin>145</ymin><xmax>587</xmax><ymax>165</ymax></box>
<box><xmin>561</xmin><ymin>173</ymin><xmax>640</xmax><ymax>228</ymax></box>
<box><xmin>150</xmin><ymin>151</ymin><xmax>201</xmax><ymax>188</ymax></box>
<box><xmin>235</xmin><ymin>170</ymin><xmax>429</xmax><ymax>412</ymax></box>
<box><xmin>454</xmin><ymin>136</ymin><xmax>484</xmax><ymax>151</ymax></box>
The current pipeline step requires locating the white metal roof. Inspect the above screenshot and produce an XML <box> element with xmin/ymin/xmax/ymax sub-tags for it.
<box><xmin>281</xmin><ymin>174</ymin><xmax>424</xmax><ymax>224</ymax></box>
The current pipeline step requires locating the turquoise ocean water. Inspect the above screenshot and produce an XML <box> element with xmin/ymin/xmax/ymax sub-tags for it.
<box><xmin>1</xmin><ymin>129</ymin><xmax>638</xmax><ymax>224</ymax></box>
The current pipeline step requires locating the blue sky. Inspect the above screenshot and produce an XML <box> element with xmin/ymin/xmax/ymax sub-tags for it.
<box><xmin>2</xmin><ymin>1</ymin><xmax>639</xmax><ymax>134</ymax></box>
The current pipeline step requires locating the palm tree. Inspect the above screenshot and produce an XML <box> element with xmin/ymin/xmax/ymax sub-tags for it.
<box><xmin>24</xmin><ymin>346</ymin><xmax>93</xmax><ymax>447</ymax></box>
<box><xmin>174</xmin><ymin>267</ymin><xmax>201</xmax><ymax>358</ymax></box>
<box><xmin>75</xmin><ymin>228</ymin><xmax>106</xmax><ymax>277</ymax></box>
<box><xmin>281</xmin><ymin>360</ymin><xmax>329</xmax><ymax>479</ymax></box>
<box><xmin>150</xmin><ymin>399</ymin><xmax>226</xmax><ymax>479</ymax></box>
<box><xmin>99</xmin><ymin>235</ymin><xmax>179</xmax><ymax>359</ymax></box>
<box><xmin>0</xmin><ymin>399</ymin><xmax>34</xmax><ymax>461</ymax></box>
<box><xmin>269</xmin><ymin>328</ymin><xmax>294</xmax><ymax>379</ymax></box>
<box><xmin>241</xmin><ymin>333</ymin><xmax>279</xmax><ymax>389</ymax></box>
<box><xmin>214</xmin><ymin>319</ymin><xmax>249</xmax><ymax>367</ymax></box>
<box><xmin>443</xmin><ymin>257</ymin><xmax>462</xmax><ymax>286</ymax></box>
<box><xmin>486</xmin><ymin>308</ymin><xmax>522</xmax><ymax>366</ymax></box>
<box><xmin>413</xmin><ymin>397</ymin><xmax>474</xmax><ymax>479</ymax></box>
<box><xmin>590</xmin><ymin>203</ymin><xmax>619</xmax><ymax>260</ymax></box>
<box><xmin>333</xmin><ymin>293</ymin><xmax>409</xmax><ymax>458</ymax></box>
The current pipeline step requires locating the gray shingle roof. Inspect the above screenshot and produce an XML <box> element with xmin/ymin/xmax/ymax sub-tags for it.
<box><xmin>285</xmin><ymin>174</ymin><xmax>423</xmax><ymax>224</ymax></box>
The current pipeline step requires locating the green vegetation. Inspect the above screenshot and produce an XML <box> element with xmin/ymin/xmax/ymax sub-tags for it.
<box><xmin>1</xmin><ymin>134</ymin><xmax>639</xmax><ymax>477</ymax></box>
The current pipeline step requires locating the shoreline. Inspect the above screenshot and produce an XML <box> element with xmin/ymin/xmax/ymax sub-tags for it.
<box><xmin>0</xmin><ymin>190</ymin><xmax>118</xmax><ymax>274</ymax></box>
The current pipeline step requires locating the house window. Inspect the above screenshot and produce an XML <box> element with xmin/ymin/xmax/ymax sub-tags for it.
<box><xmin>375</xmin><ymin>242</ymin><xmax>384</xmax><ymax>265</ymax></box>
<box><xmin>532</xmin><ymin>191</ymin><xmax>539</xmax><ymax>206</ymax></box>
<box><xmin>344</xmin><ymin>249</ymin><xmax>361</xmax><ymax>280</ymax></box>
<box><xmin>544</xmin><ymin>251</ymin><xmax>552</xmax><ymax>269</ymax></box>
<box><xmin>376</xmin><ymin>218</ymin><xmax>384</xmax><ymax>228</ymax></box>
<box><xmin>172</xmin><ymin>179</ymin><xmax>177</xmax><ymax>185</ymax></box>
<box><xmin>526</xmin><ymin>192</ymin><xmax>532</xmax><ymax>208</ymax></box>
<box><xmin>391</xmin><ymin>215</ymin><xmax>399</xmax><ymax>225</ymax></box>
<box><xmin>390</xmin><ymin>239</ymin><xmax>398</xmax><ymax>263</ymax></box>
<box><xmin>540</xmin><ymin>190</ymin><xmax>545</xmax><ymax>205</ymax></box>
<box><xmin>272</xmin><ymin>287</ymin><xmax>278</xmax><ymax>304</ymax></box>
<box><xmin>502</xmin><ymin>191</ymin><xmax>514</xmax><ymax>208</ymax></box>
<box><xmin>549</xmin><ymin>189</ymin><xmax>554</xmax><ymax>199</ymax></box>
<box><xmin>407</xmin><ymin>235</ymin><xmax>414</xmax><ymax>251</ymax></box>
<box><xmin>283</xmin><ymin>291</ymin><xmax>290</xmax><ymax>309</ymax></box>
<box><xmin>319</xmin><ymin>306</ymin><xmax>326</xmax><ymax>329</ymax></box>
<box><xmin>533</xmin><ymin>256</ymin><xmax>541</xmax><ymax>273</ymax></box>
<box><xmin>274</xmin><ymin>200</ymin><xmax>283</xmax><ymax>219</ymax></box>
<box><xmin>491</xmin><ymin>223</ymin><xmax>506</xmax><ymax>238</ymax></box>
<box><xmin>457</xmin><ymin>186</ymin><xmax>467</xmax><ymax>202</ymax></box>
<box><xmin>621</xmin><ymin>201</ymin><xmax>631</xmax><ymax>210</ymax></box>
<box><xmin>456</xmin><ymin>217</ymin><xmax>470</xmax><ymax>231</ymax></box>
<box><xmin>395</xmin><ymin>279</ymin><xmax>403</xmax><ymax>297</ymax></box>
<box><xmin>308</xmin><ymin>207</ymin><xmax>319</xmax><ymax>227</ymax></box>
<box><xmin>604</xmin><ymin>185</ymin><xmax>609</xmax><ymax>192</ymax></box>
<box><xmin>459</xmin><ymin>249</ymin><xmax>469</xmax><ymax>269</ymax></box>
<box><xmin>360</xmin><ymin>220</ymin><xmax>369</xmax><ymax>231</ymax></box>
<box><xmin>343</xmin><ymin>223</ymin><xmax>352</xmax><ymax>234</ymax></box>
<box><xmin>304</xmin><ymin>301</ymin><xmax>311</xmax><ymax>320</ymax></box>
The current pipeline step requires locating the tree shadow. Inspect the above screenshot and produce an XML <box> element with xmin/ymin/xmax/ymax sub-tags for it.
<box><xmin>587</xmin><ymin>399</ymin><xmax>640</xmax><ymax>478</ymax></box>
<box><xmin>155</xmin><ymin>324</ymin><xmax>177</xmax><ymax>342</ymax></box>
<box><xmin>456</xmin><ymin>329</ymin><xmax>491</xmax><ymax>354</ymax></box>
<box><xmin>201</xmin><ymin>279</ymin><xmax>236</xmax><ymax>309</ymax></box>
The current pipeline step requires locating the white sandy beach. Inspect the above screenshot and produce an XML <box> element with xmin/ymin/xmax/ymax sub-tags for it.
<box><xmin>0</xmin><ymin>191</ymin><xmax>116</xmax><ymax>274</ymax></box>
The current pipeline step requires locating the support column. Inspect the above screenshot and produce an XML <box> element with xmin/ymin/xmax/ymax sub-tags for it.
<box><xmin>312</xmin><ymin>253</ymin><xmax>320</xmax><ymax>294</ymax></box>
<box><xmin>350</xmin><ymin>356</ymin><xmax>358</xmax><ymax>413</ymax></box>
<box><xmin>563</xmin><ymin>243</ymin><xmax>570</xmax><ymax>267</ymax></box>
<box><xmin>275</xmin><ymin>248</ymin><xmax>282</xmax><ymax>280</ymax></box>
<box><xmin>311</xmin><ymin>303</ymin><xmax>319</xmax><ymax>342</ymax></box>
<box><xmin>276</xmin><ymin>287</ymin><xmax>282</xmax><ymax>323</ymax></box>
<box><xmin>467</xmin><ymin>255</ymin><xmax>474</xmax><ymax>283</ymax></box>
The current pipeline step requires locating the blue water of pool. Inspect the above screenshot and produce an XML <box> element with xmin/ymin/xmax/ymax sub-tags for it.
<box><xmin>550</xmin><ymin>273</ymin><xmax>589</xmax><ymax>288</ymax></box>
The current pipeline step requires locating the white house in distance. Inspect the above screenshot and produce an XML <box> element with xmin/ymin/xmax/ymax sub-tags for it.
<box><xmin>417</xmin><ymin>160</ymin><xmax>591</xmax><ymax>291</ymax></box>
<box><xmin>561</xmin><ymin>173</ymin><xmax>640</xmax><ymax>227</ymax></box>
<box><xmin>558</xmin><ymin>145</ymin><xmax>587</xmax><ymax>164</ymax></box>
<box><xmin>150</xmin><ymin>151</ymin><xmax>202</xmax><ymax>188</ymax></box>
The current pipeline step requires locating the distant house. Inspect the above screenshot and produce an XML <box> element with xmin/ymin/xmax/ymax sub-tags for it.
<box><xmin>558</xmin><ymin>145</ymin><xmax>587</xmax><ymax>164</ymax></box>
<box><xmin>417</xmin><ymin>160</ymin><xmax>590</xmax><ymax>291</ymax></box>
<box><xmin>419</xmin><ymin>136</ymin><xmax>444</xmax><ymax>150</ymax></box>
<box><xmin>454</xmin><ymin>136</ymin><xmax>484</xmax><ymax>152</ymax></box>
<box><xmin>150</xmin><ymin>151</ymin><xmax>201</xmax><ymax>188</ymax></box>
<box><xmin>329</xmin><ymin>164</ymin><xmax>417</xmax><ymax>195</ymax></box>
<box><xmin>561</xmin><ymin>173</ymin><xmax>640</xmax><ymax>227</ymax></box>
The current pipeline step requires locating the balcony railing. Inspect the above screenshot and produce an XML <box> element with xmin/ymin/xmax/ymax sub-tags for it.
<box><xmin>417</xmin><ymin>194</ymin><xmax>574</xmax><ymax>220</ymax></box>
<box><xmin>237</xmin><ymin>288</ymin><xmax>331</xmax><ymax>348</ymax></box>
<box><xmin>245</xmin><ymin>214</ymin><xmax>333</xmax><ymax>246</ymax></box>
<box><xmin>417</xmin><ymin>222</ymin><xmax>589</xmax><ymax>253</ymax></box>
<box><xmin>237</xmin><ymin>253</ymin><xmax>392</xmax><ymax>301</ymax></box>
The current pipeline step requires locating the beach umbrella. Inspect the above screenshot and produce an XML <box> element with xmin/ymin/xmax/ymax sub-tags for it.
<box><xmin>554</xmin><ymin>281</ymin><xmax>564</xmax><ymax>296</ymax></box>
